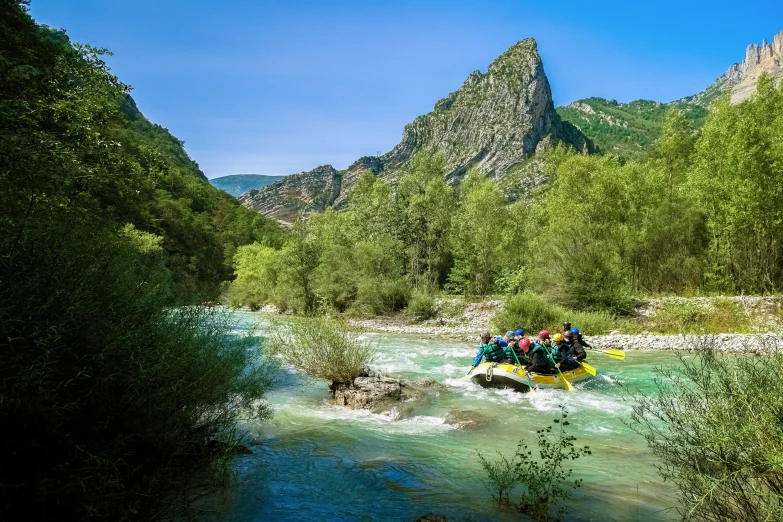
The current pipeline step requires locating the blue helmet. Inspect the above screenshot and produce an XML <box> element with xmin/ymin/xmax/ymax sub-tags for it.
<box><xmin>571</xmin><ymin>327</ymin><xmax>580</xmax><ymax>335</ymax></box>
<box><xmin>515</xmin><ymin>328</ymin><xmax>524</xmax><ymax>336</ymax></box>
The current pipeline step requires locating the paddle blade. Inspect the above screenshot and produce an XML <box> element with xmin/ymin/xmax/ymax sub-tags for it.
<box><xmin>563</xmin><ymin>378</ymin><xmax>573</xmax><ymax>392</ymax></box>
<box><xmin>604</xmin><ymin>349</ymin><xmax>626</xmax><ymax>360</ymax></box>
<box><xmin>580</xmin><ymin>362</ymin><xmax>597</xmax><ymax>376</ymax></box>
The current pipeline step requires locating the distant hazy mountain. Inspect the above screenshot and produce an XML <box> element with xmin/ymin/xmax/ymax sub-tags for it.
<box><xmin>209</xmin><ymin>174</ymin><xmax>286</xmax><ymax>197</ymax></box>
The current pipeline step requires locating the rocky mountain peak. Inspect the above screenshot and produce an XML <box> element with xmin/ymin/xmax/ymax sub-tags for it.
<box><xmin>382</xmin><ymin>38</ymin><xmax>587</xmax><ymax>182</ymax></box>
<box><xmin>241</xmin><ymin>38</ymin><xmax>588</xmax><ymax>223</ymax></box>
<box><xmin>718</xmin><ymin>31</ymin><xmax>783</xmax><ymax>102</ymax></box>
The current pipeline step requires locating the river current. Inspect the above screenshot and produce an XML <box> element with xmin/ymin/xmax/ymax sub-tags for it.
<box><xmin>201</xmin><ymin>312</ymin><xmax>680</xmax><ymax>521</ymax></box>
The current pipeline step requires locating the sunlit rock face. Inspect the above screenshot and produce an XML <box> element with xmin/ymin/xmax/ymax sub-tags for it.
<box><xmin>240</xmin><ymin>38</ymin><xmax>587</xmax><ymax>224</ymax></box>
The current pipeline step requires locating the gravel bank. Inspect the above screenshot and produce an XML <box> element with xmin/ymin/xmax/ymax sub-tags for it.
<box><xmin>348</xmin><ymin>298</ymin><xmax>783</xmax><ymax>352</ymax></box>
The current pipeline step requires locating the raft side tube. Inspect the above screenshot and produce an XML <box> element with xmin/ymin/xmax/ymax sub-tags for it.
<box><xmin>468</xmin><ymin>362</ymin><xmax>594</xmax><ymax>391</ymax></box>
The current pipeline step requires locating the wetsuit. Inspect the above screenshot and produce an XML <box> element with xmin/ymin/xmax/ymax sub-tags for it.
<box><xmin>570</xmin><ymin>342</ymin><xmax>587</xmax><ymax>362</ymax></box>
<box><xmin>574</xmin><ymin>333</ymin><xmax>592</xmax><ymax>349</ymax></box>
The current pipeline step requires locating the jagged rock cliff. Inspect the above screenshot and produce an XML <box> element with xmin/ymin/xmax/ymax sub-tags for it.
<box><xmin>558</xmin><ymin>31</ymin><xmax>783</xmax><ymax>158</ymax></box>
<box><xmin>381</xmin><ymin>39</ymin><xmax>587</xmax><ymax>180</ymax></box>
<box><xmin>241</xmin><ymin>38</ymin><xmax>588</xmax><ymax>223</ymax></box>
<box><xmin>718</xmin><ymin>31</ymin><xmax>783</xmax><ymax>103</ymax></box>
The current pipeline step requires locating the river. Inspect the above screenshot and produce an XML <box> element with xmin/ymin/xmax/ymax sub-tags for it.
<box><xmin>200</xmin><ymin>312</ymin><xmax>681</xmax><ymax>521</ymax></box>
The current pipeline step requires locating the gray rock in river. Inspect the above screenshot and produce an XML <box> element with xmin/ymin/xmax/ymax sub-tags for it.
<box><xmin>443</xmin><ymin>410</ymin><xmax>490</xmax><ymax>430</ymax></box>
<box><xmin>330</xmin><ymin>367</ymin><xmax>408</xmax><ymax>409</ymax></box>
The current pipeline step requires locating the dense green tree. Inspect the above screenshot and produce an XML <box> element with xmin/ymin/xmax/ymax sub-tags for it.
<box><xmin>0</xmin><ymin>3</ymin><xmax>280</xmax><ymax>518</ymax></box>
<box><xmin>689</xmin><ymin>75</ymin><xmax>783</xmax><ymax>293</ymax></box>
<box><xmin>397</xmin><ymin>152</ymin><xmax>455</xmax><ymax>288</ymax></box>
<box><xmin>450</xmin><ymin>167</ymin><xmax>508</xmax><ymax>294</ymax></box>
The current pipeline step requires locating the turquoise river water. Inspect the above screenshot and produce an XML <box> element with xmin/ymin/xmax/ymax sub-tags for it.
<box><xmin>200</xmin><ymin>312</ymin><xmax>681</xmax><ymax>521</ymax></box>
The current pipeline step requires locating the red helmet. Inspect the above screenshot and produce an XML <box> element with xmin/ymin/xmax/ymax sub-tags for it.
<box><xmin>520</xmin><ymin>338</ymin><xmax>531</xmax><ymax>349</ymax></box>
<box><xmin>538</xmin><ymin>330</ymin><xmax>550</xmax><ymax>339</ymax></box>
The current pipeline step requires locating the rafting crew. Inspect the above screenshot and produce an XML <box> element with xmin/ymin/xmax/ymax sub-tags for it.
<box><xmin>468</xmin><ymin>324</ymin><xmax>592</xmax><ymax>375</ymax></box>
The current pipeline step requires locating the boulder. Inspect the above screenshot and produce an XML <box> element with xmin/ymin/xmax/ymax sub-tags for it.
<box><xmin>331</xmin><ymin>367</ymin><xmax>405</xmax><ymax>409</ymax></box>
<box><xmin>444</xmin><ymin>410</ymin><xmax>490</xmax><ymax>430</ymax></box>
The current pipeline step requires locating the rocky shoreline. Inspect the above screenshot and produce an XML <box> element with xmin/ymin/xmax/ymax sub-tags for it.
<box><xmin>347</xmin><ymin>297</ymin><xmax>783</xmax><ymax>353</ymax></box>
<box><xmin>248</xmin><ymin>297</ymin><xmax>783</xmax><ymax>353</ymax></box>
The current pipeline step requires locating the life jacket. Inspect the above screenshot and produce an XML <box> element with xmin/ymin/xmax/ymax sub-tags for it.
<box><xmin>571</xmin><ymin>342</ymin><xmax>587</xmax><ymax>361</ymax></box>
<box><xmin>556</xmin><ymin>341</ymin><xmax>573</xmax><ymax>362</ymax></box>
<box><xmin>529</xmin><ymin>343</ymin><xmax>551</xmax><ymax>371</ymax></box>
<box><xmin>482</xmin><ymin>342</ymin><xmax>506</xmax><ymax>363</ymax></box>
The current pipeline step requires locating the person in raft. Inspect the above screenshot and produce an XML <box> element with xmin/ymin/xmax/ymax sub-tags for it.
<box><xmin>552</xmin><ymin>332</ymin><xmax>580</xmax><ymax>371</ymax></box>
<box><xmin>507</xmin><ymin>329</ymin><xmax>530</xmax><ymax>365</ymax></box>
<box><xmin>469</xmin><ymin>332</ymin><xmax>506</xmax><ymax>373</ymax></box>
<box><xmin>564</xmin><ymin>329</ymin><xmax>588</xmax><ymax>361</ymax></box>
<box><xmin>498</xmin><ymin>330</ymin><xmax>527</xmax><ymax>365</ymax></box>
<box><xmin>561</xmin><ymin>321</ymin><xmax>572</xmax><ymax>338</ymax></box>
<box><xmin>571</xmin><ymin>327</ymin><xmax>593</xmax><ymax>352</ymax></box>
<box><xmin>527</xmin><ymin>330</ymin><xmax>554</xmax><ymax>374</ymax></box>
<box><xmin>514</xmin><ymin>337</ymin><xmax>533</xmax><ymax>366</ymax></box>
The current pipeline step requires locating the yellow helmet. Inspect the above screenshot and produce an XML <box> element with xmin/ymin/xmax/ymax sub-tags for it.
<box><xmin>553</xmin><ymin>333</ymin><xmax>563</xmax><ymax>342</ymax></box>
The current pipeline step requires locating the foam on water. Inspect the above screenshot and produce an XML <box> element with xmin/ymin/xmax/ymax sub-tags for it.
<box><xmin>285</xmin><ymin>402</ymin><xmax>457</xmax><ymax>435</ymax></box>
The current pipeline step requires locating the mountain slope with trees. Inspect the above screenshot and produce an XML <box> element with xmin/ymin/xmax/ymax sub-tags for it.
<box><xmin>240</xmin><ymin>39</ymin><xmax>589</xmax><ymax>224</ymax></box>
<box><xmin>557</xmin><ymin>31</ymin><xmax>783</xmax><ymax>159</ymax></box>
<box><xmin>0</xmin><ymin>2</ymin><xmax>280</xmax><ymax>519</ymax></box>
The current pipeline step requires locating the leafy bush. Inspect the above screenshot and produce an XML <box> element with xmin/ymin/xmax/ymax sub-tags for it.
<box><xmin>478</xmin><ymin>408</ymin><xmax>591</xmax><ymax>521</ymax></box>
<box><xmin>265</xmin><ymin>317</ymin><xmax>376</xmax><ymax>383</ymax></box>
<box><xmin>630</xmin><ymin>338</ymin><xmax>783</xmax><ymax>521</ymax></box>
<box><xmin>405</xmin><ymin>290</ymin><xmax>438</xmax><ymax>322</ymax></box>
<box><xmin>0</xmin><ymin>216</ymin><xmax>277</xmax><ymax>520</ymax></box>
<box><xmin>225</xmin><ymin>243</ymin><xmax>281</xmax><ymax>308</ymax></box>
<box><xmin>353</xmin><ymin>277</ymin><xmax>411</xmax><ymax>316</ymax></box>
<box><xmin>477</xmin><ymin>451</ymin><xmax>524</xmax><ymax>505</ymax></box>
<box><xmin>493</xmin><ymin>292</ymin><xmax>620</xmax><ymax>335</ymax></box>
<box><xmin>644</xmin><ymin>298</ymin><xmax>752</xmax><ymax>334</ymax></box>
<box><xmin>493</xmin><ymin>293</ymin><xmax>559</xmax><ymax>333</ymax></box>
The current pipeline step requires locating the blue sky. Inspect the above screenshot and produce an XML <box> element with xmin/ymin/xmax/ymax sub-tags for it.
<box><xmin>30</xmin><ymin>1</ymin><xmax>783</xmax><ymax>178</ymax></box>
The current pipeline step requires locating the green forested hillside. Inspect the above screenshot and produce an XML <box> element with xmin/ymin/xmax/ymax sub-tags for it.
<box><xmin>0</xmin><ymin>14</ymin><xmax>284</xmax><ymax>299</ymax></box>
<box><xmin>229</xmin><ymin>76</ymin><xmax>783</xmax><ymax>315</ymax></box>
<box><xmin>0</xmin><ymin>2</ymin><xmax>279</xmax><ymax>519</ymax></box>
<box><xmin>556</xmin><ymin>97</ymin><xmax>709</xmax><ymax>159</ymax></box>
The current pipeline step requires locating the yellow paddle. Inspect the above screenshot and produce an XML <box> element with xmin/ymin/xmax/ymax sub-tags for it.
<box><xmin>593</xmin><ymin>349</ymin><xmax>626</xmax><ymax>360</ymax></box>
<box><xmin>509</xmin><ymin>347</ymin><xmax>536</xmax><ymax>395</ymax></box>
<box><xmin>579</xmin><ymin>361</ymin><xmax>597</xmax><ymax>376</ymax></box>
<box><xmin>541</xmin><ymin>343</ymin><xmax>573</xmax><ymax>392</ymax></box>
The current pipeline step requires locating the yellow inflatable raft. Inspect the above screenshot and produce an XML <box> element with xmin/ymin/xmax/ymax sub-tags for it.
<box><xmin>468</xmin><ymin>362</ymin><xmax>593</xmax><ymax>392</ymax></box>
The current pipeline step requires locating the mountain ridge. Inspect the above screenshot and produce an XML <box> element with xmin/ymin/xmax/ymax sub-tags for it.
<box><xmin>240</xmin><ymin>38</ymin><xmax>589</xmax><ymax>223</ymax></box>
<box><xmin>557</xmin><ymin>30</ymin><xmax>783</xmax><ymax>158</ymax></box>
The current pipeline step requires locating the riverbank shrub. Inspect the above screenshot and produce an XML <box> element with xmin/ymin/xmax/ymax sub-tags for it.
<box><xmin>493</xmin><ymin>293</ymin><xmax>621</xmax><ymax>335</ymax></box>
<box><xmin>643</xmin><ymin>298</ymin><xmax>752</xmax><ymax>334</ymax></box>
<box><xmin>265</xmin><ymin>317</ymin><xmax>376</xmax><ymax>383</ymax></box>
<box><xmin>478</xmin><ymin>408</ymin><xmax>591</xmax><ymax>521</ymax></box>
<box><xmin>1</xmin><ymin>3</ymin><xmax>283</xmax><ymax>518</ymax></box>
<box><xmin>405</xmin><ymin>290</ymin><xmax>438</xmax><ymax>322</ymax></box>
<box><xmin>0</xmin><ymin>215</ymin><xmax>278</xmax><ymax>520</ymax></box>
<box><xmin>629</xmin><ymin>338</ymin><xmax>783</xmax><ymax>521</ymax></box>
